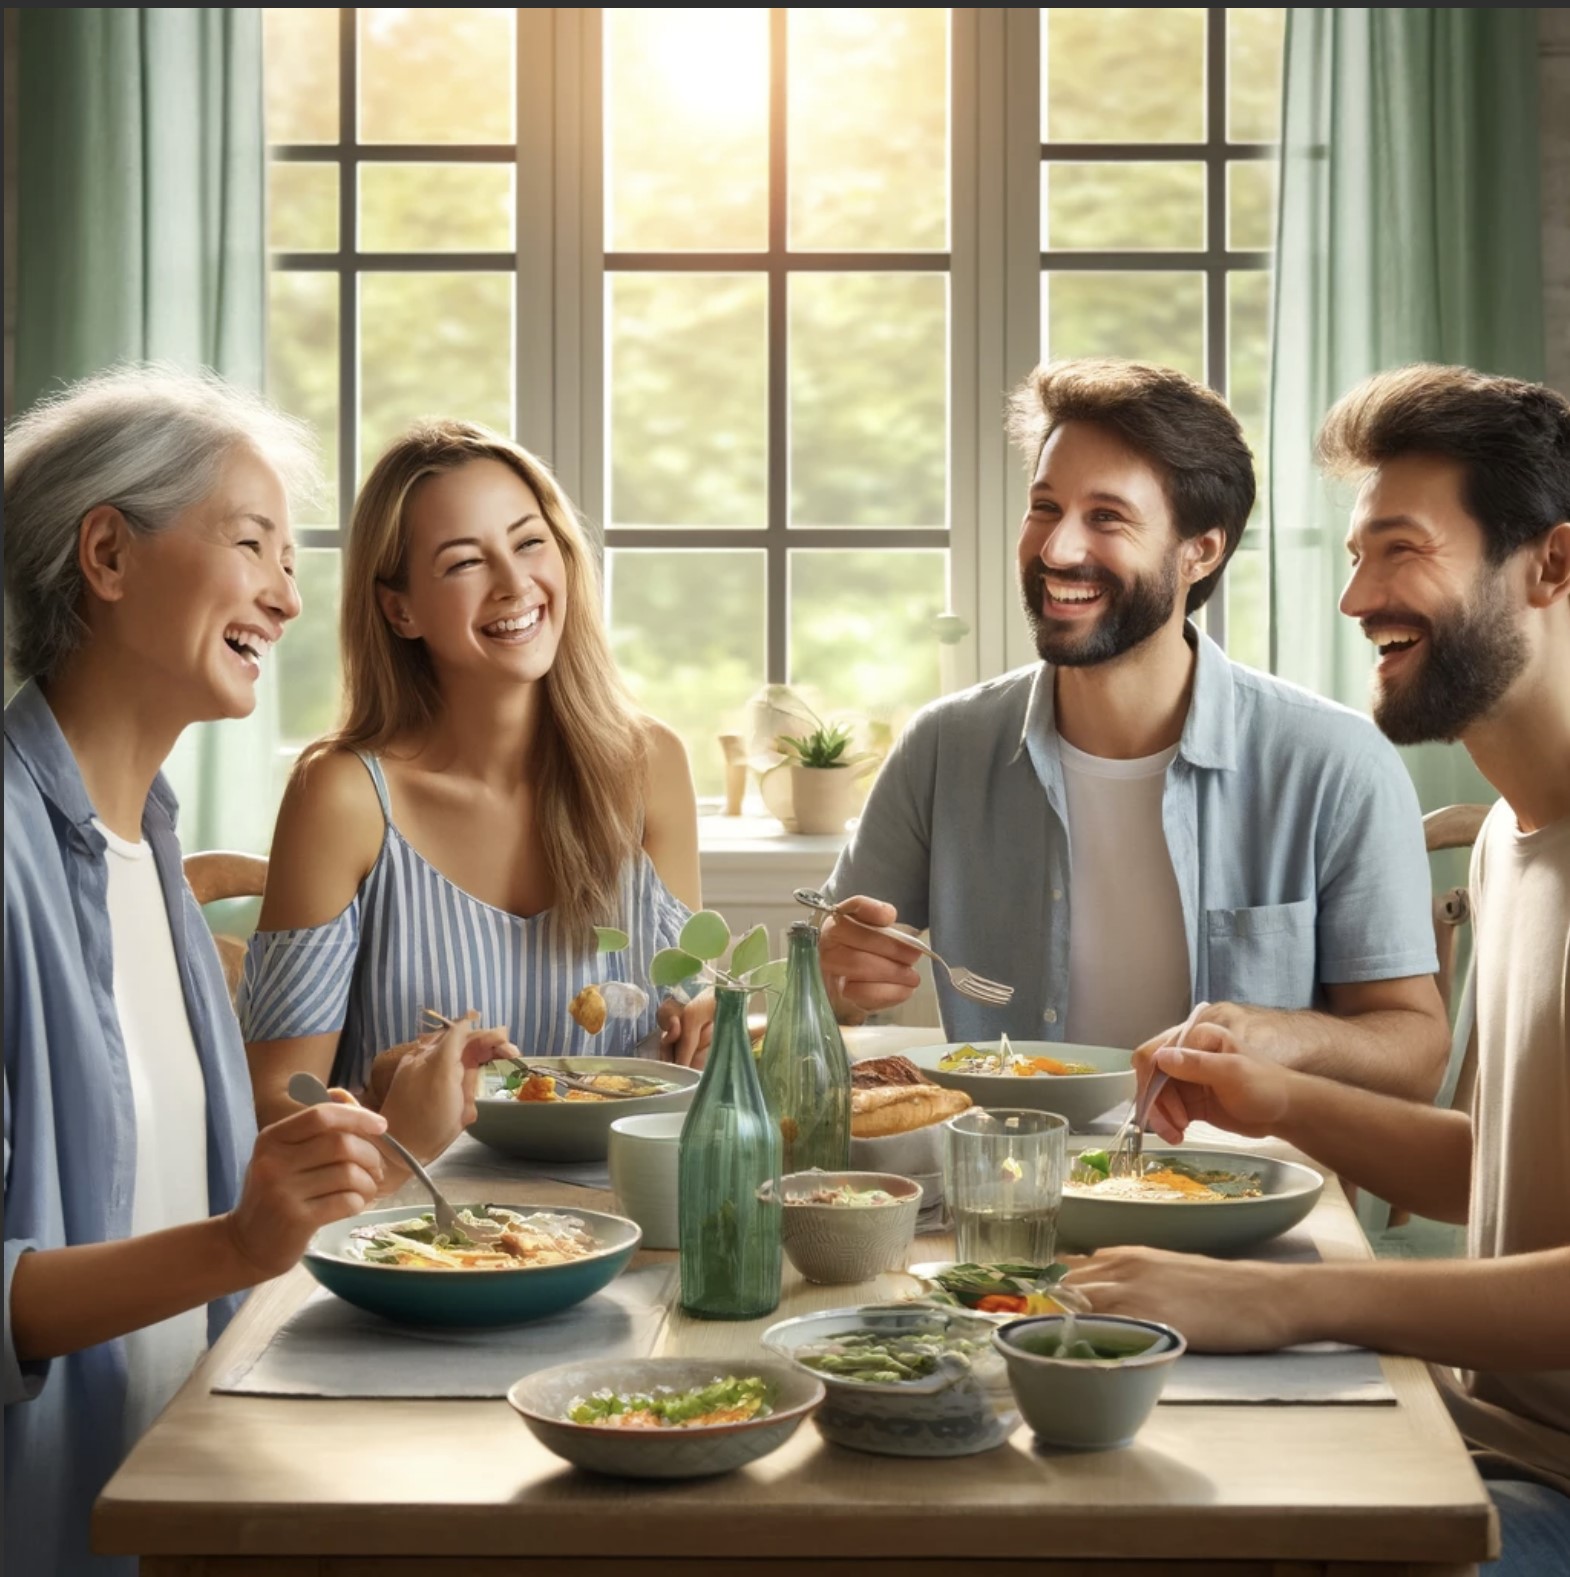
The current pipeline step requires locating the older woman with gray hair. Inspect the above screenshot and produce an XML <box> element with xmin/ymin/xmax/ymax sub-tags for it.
<box><xmin>2</xmin><ymin>365</ymin><xmax>511</xmax><ymax>1577</ymax></box>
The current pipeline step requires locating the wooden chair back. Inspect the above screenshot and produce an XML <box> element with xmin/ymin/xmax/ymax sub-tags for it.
<box><xmin>1422</xmin><ymin>803</ymin><xmax>1488</xmax><ymax>1116</ymax></box>
<box><xmin>183</xmin><ymin>851</ymin><xmax>269</xmax><ymax>1005</ymax></box>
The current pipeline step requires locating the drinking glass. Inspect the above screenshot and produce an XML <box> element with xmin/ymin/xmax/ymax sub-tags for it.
<box><xmin>943</xmin><ymin>1108</ymin><xmax>1068</xmax><ymax>1265</ymax></box>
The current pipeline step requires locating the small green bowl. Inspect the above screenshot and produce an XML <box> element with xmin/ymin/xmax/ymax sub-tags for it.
<box><xmin>303</xmin><ymin>1205</ymin><xmax>641</xmax><ymax>1328</ymax></box>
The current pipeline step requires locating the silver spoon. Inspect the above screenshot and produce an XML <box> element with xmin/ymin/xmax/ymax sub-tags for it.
<box><xmin>287</xmin><ymin>1071</ymin><xmax>461</xmax><ymax>1238</ymax></box>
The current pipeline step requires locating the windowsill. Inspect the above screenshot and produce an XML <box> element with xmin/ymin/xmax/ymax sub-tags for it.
<box><xmin>697</xmin><ymin>809</ymin><xmax>849</xmax><ymax>863</ymax></box>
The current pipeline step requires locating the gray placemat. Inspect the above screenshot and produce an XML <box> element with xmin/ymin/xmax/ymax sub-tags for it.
<box><xmin>1161</xmin><ymin>1345</ymin><xmax>1394</xmax><ymax>1405</ymax></box>
<box><xmin>213</xmin><ymin>1264</ymin><xmax>676</xmax><ymax>1399</ymax></box>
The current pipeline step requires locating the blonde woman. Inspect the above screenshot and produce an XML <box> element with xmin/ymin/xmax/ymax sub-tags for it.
<box><xmin>243</xmin><ymin>421</ymin><xmax>711</xmax><ymax>1124</ymax></box>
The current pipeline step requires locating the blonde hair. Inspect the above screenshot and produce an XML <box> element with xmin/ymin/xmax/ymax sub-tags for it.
<box><xmin>301</xmin><ymin>420</ymin><xmax>646</xmax><ymax>943</ymax></box>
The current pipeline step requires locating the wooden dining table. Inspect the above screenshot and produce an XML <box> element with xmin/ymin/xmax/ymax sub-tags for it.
<box><xmin>94</xmin><ymin>1029</ymin><xmax>1497</xmax><ymax>1577</ymax></box>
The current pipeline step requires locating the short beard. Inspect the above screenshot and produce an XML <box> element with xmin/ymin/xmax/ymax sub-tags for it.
<box><xmin>1020</xmin><ymin>550</ymin><xmax>1180</xmax><ymax>668</ymax></box>
<box><xmin>1369</xmin><ymin>573</ymin><xmax>1528</xmax><ymax>745</ymax></box>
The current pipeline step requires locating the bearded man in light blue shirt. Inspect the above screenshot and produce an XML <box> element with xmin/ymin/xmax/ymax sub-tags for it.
<box><xmin>820</xmin><ymin>358</ymin><xmax>1449</xmax><ymax>1098</ymax></box>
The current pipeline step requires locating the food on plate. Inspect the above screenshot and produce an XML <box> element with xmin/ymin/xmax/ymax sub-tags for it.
<box><xmin>566</xmin><ymin>1375</ymin><xmax>772</xmax><ymax>1429</ymax></box>
<box><xmin>1068</xmin><ymin>1151</ymin><xmax>1264</xmax><ymax>1202</ymax></box>
<box><xmin>500</xmin><ymin>1067</ymin><xmax>681</xmax><ymax>1104</ymax></box>
<box><xmin>912</xmin><ymin>1261</ymin><xmax>1072</xmax><ymax>1316</ymax></box>
<box><xmin>938</xmin><ymin>1044</ymin><xmax>1097</xmax><ymax>1078</ymax></box>
<box><xmin>785</xmin><ymin>1182</ymin><xmax>902</xmax><ymax>1208</ymax></box>
<box><xmin>851</xmin><ymin>1083</ymin><xmax>971</xmax><ymax>1139</ymax></box>
<box><xmin>569</xmin><ymin>983</ymin><xmax>608</xmax><ymax>1034</ymax></box>
<box><xmin>850</xmin><ymin>1054</ymin><xmax>932</xmax><ymax>1090</ymax></box>
<box><xmin>343</xmin><ymin>1207</ymin><xmax>599</xmax><ymax>1269</ymax></box>
<box><xmin>793</xmin><ymin>1325</ymin><xmax>990</xmax><ymax>1385</ymax></box>
<box><xmin>1009</xmin><ymin>1324</ymin><xmax>1165</xmax><ymax>1362</ymax></box>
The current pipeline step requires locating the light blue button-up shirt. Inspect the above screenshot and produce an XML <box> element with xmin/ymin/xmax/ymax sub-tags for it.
<box><xmin>4</xmin><ymin>682</ymin><xmax>257</xmax><ymax>1577</ymax></box>
<box><xmin>825</xmin><ymin>627</ymin><xmax>1438</xmax><ymax>1046</ymax></box>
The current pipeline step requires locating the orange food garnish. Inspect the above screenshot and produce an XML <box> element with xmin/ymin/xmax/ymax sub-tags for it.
<box><xmin>1138</xmin><ymin>1166</ymin><xmax>1216</xmax><ymax>1197</ymax></box>
<box><xmin>514</xmin><ymin>1074</ymin><xmax>558</xmax><ymax>1103</ymax></box>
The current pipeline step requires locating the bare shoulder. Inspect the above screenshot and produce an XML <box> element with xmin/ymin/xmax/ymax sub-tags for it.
<box><xmin>642</xmin><ymin>715</ymin><xmax>692</xmax><ymax>787</ymax></box>
<box><xmin>257</xmin><ymin>747</ymin><xmax>386</xmax><ymax>929</ymax></box>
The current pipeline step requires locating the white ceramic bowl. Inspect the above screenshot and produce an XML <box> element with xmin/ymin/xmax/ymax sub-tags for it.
<box><xmin>508</xmin><ymin>1357</ymin><xmax>824</xmax><ymax>1479</ymax></box>
<box><xmin>993</xmin><ymin>1314</ymin><xmax>1185</xmax><ymax>1449</ymax></box>
<box><xmin>899</xmin><ymin>1041</ymin><xmax>1136</xmax><ymax>1132</ymax></box>
<box><xmin>849</xmin><ymin>1125</ymin><xmax>945</xmax><ymax>1212</ymax></box>
<box><xmin>608</xmin><ymin>1112</ymin><xmax>684</xmax><ymax>1251</ymax></box>
<box><xmin>470</xmin><ymin>1057</ymin><xmax>700</xmax><ymax>1162</ymax></box>
<box><xmin>778</xmin><ymin>1170</ymin><xmax>922</xmax><ymax>1284</ymax></box>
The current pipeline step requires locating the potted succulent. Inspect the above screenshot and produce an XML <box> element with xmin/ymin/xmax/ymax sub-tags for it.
<box><xmin>776</xmin><ymin>712</ymin><xmax>866</xmax><ymax>836</ymax></box>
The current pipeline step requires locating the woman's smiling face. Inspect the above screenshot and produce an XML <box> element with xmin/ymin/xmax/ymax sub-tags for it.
<box><xmin>381</xmin><ymin>458</ymin><xmax>568</xmax><ymax>686</ymax></box>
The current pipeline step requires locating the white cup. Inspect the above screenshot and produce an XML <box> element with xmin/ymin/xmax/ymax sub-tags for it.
<box><xmin>608</xmin><ymin>1112</ymin><xmax>685</xmax><ymax>1251</ymax></box>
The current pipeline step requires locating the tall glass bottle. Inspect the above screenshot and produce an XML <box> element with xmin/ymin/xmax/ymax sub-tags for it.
<box><xmin>759</xmin><ymin>921</ymin><xmax>852</xmax><ymax>1174</ymax></box>
<box><xmin>677</xmin><ymin>984</ymin><xmax>782</xmax><ymax>1319</ymax></box>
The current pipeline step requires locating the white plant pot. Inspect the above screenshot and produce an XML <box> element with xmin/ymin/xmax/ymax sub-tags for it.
<box><xmin>789</xmin><ymin>765</ymin><xmax>857</xmax><ymax>836</ymax></box>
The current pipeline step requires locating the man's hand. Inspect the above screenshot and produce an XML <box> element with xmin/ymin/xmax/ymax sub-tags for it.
<box><xmin>1061</xmin><ymin>1246</ymin><xmax>1302</xmax><ymax>1352</ymax></box>
<box><xmin>659</xmin><ymin>990</ymin><xmax>716</xmax><ymax>1068</ymax></box>
<box><xmin>817</xmin><ymin>895</ymin><xmax>923</xmax><ymax>1014</ymax></box>
<box><xmin>374</xmin><ymin>1012</ymin><xmax>520</xmax><ymax>1168</ymax></box>
<box><xmin>223</xmin><ymin>1102</ymin><xmax>391</xmax><ymax>1280</ymax></box>
<box><xmin>1131</xmin><ymin>1021</ymin><xmax>1296</xmax><ymax>1142</ymax></box>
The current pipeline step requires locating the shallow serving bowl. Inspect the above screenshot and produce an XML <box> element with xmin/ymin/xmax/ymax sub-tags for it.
<box><xmin>778</xmin><ymin>1170</ymin><xmax>922</xmax><ymax>1284</ymax></box>
<box><xmin>848</xmin><ymin>1127</ymin><xmax>945</xmax><ymax>1213</ymax></box>
<box><xmin>303</xmin><ymin>1205</ymin><xmax>641</xmax><ymax>1328</ymax></box>
<box><xmin>1058</xmin><ymin>1142</ymin><xmax>1324</xmax><ymax>1255</ymax></box>
<box><xmin>508</xmin><ymin>1357</ymin><xmax>824</xmax><ymax>1479</ymax></box>
<box><xmin>899</xmin><ymin>1041</ymin><xmax>1135</xmax><ymax>1132</ymax></box>
<box><xmin>994</xmin><ymin>1314</ymin><xmax>1185</xmax><ymax>1449</ymax></box>
<box><xmin>762</xmin><ymin>1303</ymin><xmax>1018</xmax><ymax>1458</ymax></box>
<box><xmin>469</xmin><ymin>1057</ymin><xmax>700</xmax><ymax>1162</ymax></box>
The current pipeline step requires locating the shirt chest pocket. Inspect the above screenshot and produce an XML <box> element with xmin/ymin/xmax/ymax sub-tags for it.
<box><xmin>1204</xmin><ymin>898</ymin><xmax>1318</xmax><ymax>1008</ymax></box>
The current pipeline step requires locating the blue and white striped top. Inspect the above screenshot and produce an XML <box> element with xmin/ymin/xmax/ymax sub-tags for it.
<box><xmin>239</xmin><ymin>753</ymin><xmax>690</xmax><ymax>1091</ymax></box>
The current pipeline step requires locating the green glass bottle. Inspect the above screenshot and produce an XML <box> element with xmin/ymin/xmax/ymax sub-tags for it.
<box><xmin>677</xmin><ymin>984</ymin><xmax>782</xmax><ymax>1319</ymax></box>
<box><xmin>759</xmin><ymin>921</ymin><xmax>852</xmax><ymax>1174</ymax></box>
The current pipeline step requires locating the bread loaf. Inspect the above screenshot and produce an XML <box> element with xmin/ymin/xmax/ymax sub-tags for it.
<box><xmin>850</xmin><ymin>1082</ymin><xmax>971</xmax><ymax>1138</ymax></box>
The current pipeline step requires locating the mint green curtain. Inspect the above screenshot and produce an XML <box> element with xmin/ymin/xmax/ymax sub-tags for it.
<box><xmin>14</xmin><ymin>8</ymin><xmax>281</xmax><ymax>854</ymax></box>
<box><xmin>1267</xmin><ymin>7</ymin><xmax>1544</xmax><ymax>817</ymax></box>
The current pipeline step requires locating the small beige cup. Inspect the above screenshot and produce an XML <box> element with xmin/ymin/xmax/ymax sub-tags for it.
<box><xmin>608</xmin><ymin>1112</ymin><xmax>684</xmax><ymax>1251</ymax></box>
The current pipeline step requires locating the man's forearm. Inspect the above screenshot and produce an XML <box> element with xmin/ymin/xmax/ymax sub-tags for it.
<box><xmin>1236</xmin><ymin>1005</ymin><xmax>1448</xmax><ymax>1098</ymax></box>
<box><xmin>1276</xmin><ymin>1248</ymin><xmax>1570</xmax><ymax>1370</ymax></box>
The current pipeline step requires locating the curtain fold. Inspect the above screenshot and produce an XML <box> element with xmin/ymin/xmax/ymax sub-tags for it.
<box><xmin>1267</xmin><ymin>7</ymin><xmax>1544</xmax><ymax>816</ymax></box>
<box><xmin>14</xmin><ymin>7</ymin><xmax>278</xmax><ymax>854</ymax></box>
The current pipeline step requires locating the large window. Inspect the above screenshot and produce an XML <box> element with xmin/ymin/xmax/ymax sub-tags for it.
<box><xmin>263</xmin><ymin>7</ymin><xmax>1285</xmax><ymax>798</ymax></box>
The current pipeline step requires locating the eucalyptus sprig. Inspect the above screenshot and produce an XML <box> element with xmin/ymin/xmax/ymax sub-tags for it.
<box><xmin>650</xmin><ymin>910</ymin><xmax>786</xmax><ymax>997</ymax></box>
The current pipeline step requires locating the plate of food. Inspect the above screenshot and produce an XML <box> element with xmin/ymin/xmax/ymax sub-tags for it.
<box><xmin>897</xmin><ymin>1040</ymin><xmax>1135</xmax><ymax>1131</ymax></box>
<box><xmin>508</xmin><ymin>1358</ymin><xmax>824</xmax><ymax>1479</ymax></box>
<box><xmin>1058</xmin><ymin>1143</ymin><xmax>1323</xmax><ymax>1254</ymax></box>
<box><xmin>847</xmin><ymin>1055</ymin><xmax>972</xmax><ymax>1211</ymax></box>
<box><xmin>469</xmin><ymin>1056</ymin><xmax>701</xmax><ymax>1162</ymax></box>
<box><xmin>900</xmin><ymin>1259</ymin><xmax>1075</xmax><ymax>1318</ymax></box>
<box><xmin>303</xmin><ymin>1203</ymin><xmax>642</xmax><ymax>1326</ymax></box>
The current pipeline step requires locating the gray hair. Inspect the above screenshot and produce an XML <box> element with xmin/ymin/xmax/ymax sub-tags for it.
<box><xmin>3</xmin><ymin>363</ymin><xmax>323</xmax><ymax>681</ymax></box>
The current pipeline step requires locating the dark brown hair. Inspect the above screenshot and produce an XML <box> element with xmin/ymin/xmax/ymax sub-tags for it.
<box><xmin>1316</xmin><ymin>364</ymin><xmax>1570</xmax><ymax>562</ymax></box>
<box><xmin>1006</xmin><ymin>358</ymin><xmax>1256</xmax><ymax>614</ymax></box>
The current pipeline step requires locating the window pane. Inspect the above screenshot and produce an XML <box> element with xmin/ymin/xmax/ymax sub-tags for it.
<box><xmin>607</xmin><ymin>549</ymin><xmax>765</xmax><ymax>800</ymax></box>
<box><xmin>1228</xmin><ymin>270</ymin><xmax>1271</xmax><ymax>476</ymax></box>
<box><xmin>789</xmin><ymin>8</ymin><xmax>948</xmax><ymax>252</ymax></box>
<box><xmin>268</xmin><ymin>163</ymin><xmax>337</xmax><ymax>253</ymax></box>
<box><xmin>360</xmin><ymin>164</ymin><xmax>513</xmax><ymax>252</ymax></box>
<box><xmin>608</xmin><ymin>274</ymin><xmax>767</xmax><ymax>527</ymax></box>
<box><xmin>1228</xmin><ymin>9</ymin><xmax>1287</xmax><ymax>142</ymax></box>
<box><xmin>358</xmin><ymin>8</ymin><xmax>514</xmax><ymax>145</ymax></box>
<box><xmin>605</xmin><ymin>7</ymin><xmax>768</xmax><ymax>252</ymax></box>
<box><xmin>789</xmin><ymin>550</ymin><xmax>946</xmax><ymax>730</ymax></box>
<box><xmin>1043</xmin><ymin>163</ymin><xmax>1205</xmax><ymax>251</ymax></box>
<box><xmin>1224</xmin><ymin>541</ymin><xmax>1268</xmax><ymax>672</ymax></box>
<box><xmin>1043</xmin><ymin>272</ymin><xmax>1204</xmax><ymax>380</ymax></box>
<box><xmin>790</xmin><ymin>274</ymin><xmax>947</xmax><ymax>528</ymax></box>
<box><xmin>264</xmin><ymin>8</ymin><xmax>338</xmax><ymax>144</ymax></box>
<box><xmin>268</xmin><ymin>272</ymin><xmax>339</xmax><ymax>493</ymax></box>
<box><xmin>359</xmin><ymin>274</ymin><xmax>513</xmax><ymax>473</ymax></box>
<box><xmin>1227</xmin><ymin>161</ymin><xmax>1275</xmax><ymax>251</ymax></box>
<box><xmin>1042</xmin><ymin>9</ymin><xmax>1205</xmax><ymax>143</ymax></box>
<box><xmin>278</xmin><ymin>549</ymin><xmax>344</xmax><ymax>748</ymax></box>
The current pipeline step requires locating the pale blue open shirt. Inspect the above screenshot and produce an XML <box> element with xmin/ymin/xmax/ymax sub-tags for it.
<box><xmin>824</xmin><ymin>627</ymin><xmax>1439</xmax><ymax>1043</ymax></box>
<box><xmin>4</xmin><ymin>682</ymin><xmax>257</xmax><ymax>1577</ymax></box>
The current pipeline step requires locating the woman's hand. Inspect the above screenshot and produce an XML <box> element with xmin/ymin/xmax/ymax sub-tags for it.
<box><xmin>223</xmin><ymin>1102</ymin><xmax>391</xmax><ymax>1279</ymax></box>
<box><xmin>374</xmin><ymin>1012</ymin><xmax>520</xmax><ymax>1168</ymax></box>
<box><xmin>658</xmin><ymin>989</ymin><xmax>716</xmax><ymax>1069</ymax></box>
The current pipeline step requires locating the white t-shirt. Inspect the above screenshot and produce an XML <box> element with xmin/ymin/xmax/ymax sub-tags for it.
<box><xmin>1058</xmin><ymin>738</ymin><xmax>1191</xmax><ymax>1050</ymax></box>
<box><xmin>95</xmin><ymin>820</ymin><xmax>212</xmax><ymax>1449</ymax></box>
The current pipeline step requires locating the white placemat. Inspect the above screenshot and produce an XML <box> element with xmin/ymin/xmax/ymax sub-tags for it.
<box><xmin>213</xmin><ymin>1264</ymin><xmax>676</xmax><ymax>1399</ymax></box>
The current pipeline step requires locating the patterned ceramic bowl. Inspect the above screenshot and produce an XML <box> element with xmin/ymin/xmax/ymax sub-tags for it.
<box><xmin>777</xmin><ymin>1171</ymin><xmax>922</xmax><ymax>1284</ymax></box>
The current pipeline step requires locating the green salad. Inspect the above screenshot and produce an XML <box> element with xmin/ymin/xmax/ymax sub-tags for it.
<box><xmin>566</xmin><ymin>1375</ymin><xmax>771</xmax><ymax>1429</ymax></box>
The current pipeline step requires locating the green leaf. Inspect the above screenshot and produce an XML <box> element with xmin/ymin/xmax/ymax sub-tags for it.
<box><xmin>593</xmin><ymin>926</ymin><xmax>630</xmax><ymax>953</ymax></box>
<box><xmin>650</xmin><ymin>948</ymin><xmax>705</xmax><ymax>989</ymax></box>
<box><xmin>679</xmin><ymin>910</ymin><xmax>731</xmax><ymax>960</ymax></box>
<box><xmin>729</xmin><ymin>924</ymin><xmax>770</xmax><ymax>979</ymax></box>
<box><xmin>743</xmin><ymin>959</ymin><xmax>787</xmax><ymax>995</ymax></box>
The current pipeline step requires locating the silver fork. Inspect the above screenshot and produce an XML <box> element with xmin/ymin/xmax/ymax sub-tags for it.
<box><xmin>1107</xmin><ymin>1000</ymin><xmax>1210</xmax><ymax>1178</ymax></box>
<box><xmin>792</xmin><ymin>888</ymin><xmax>1014</xmax><ymax>1006</ymax></box>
